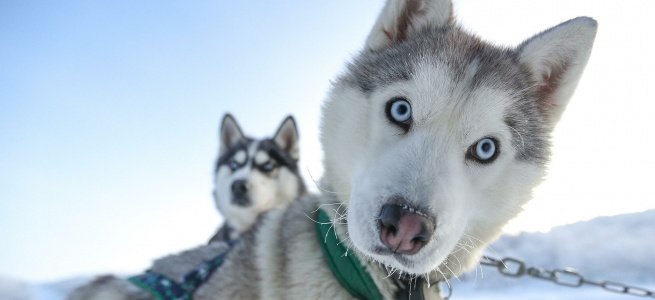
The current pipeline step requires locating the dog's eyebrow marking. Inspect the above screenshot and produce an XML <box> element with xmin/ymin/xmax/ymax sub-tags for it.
<box><xmin>233</xmin><ymin>150</ymin><xmax>247</xmax><ymax>165</ymax></box>
<box><xmin>215</xmin><ymin>139</ymin><xmax>253</xmax><ymax>172</ymax></box>
<box><xmin>254</xmin><ymin>151</ymin><xmax>270</xmax><ymax>165</ymax></box>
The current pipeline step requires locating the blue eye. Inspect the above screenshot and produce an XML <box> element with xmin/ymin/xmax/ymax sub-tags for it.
<box><xmin>261</xmin><ymin>161</ymin><xmax>276</xmax><ymax>172</ymax></box>
<box><xmin>468</xmin><ymin>138</ymin><xmax>499</xmax><ymax>163</ymax></box>
<box><xmin>386</xmin><ymin>98</ymin><xmax>412</xmax><ymax>132</ymax></box>
<box><xmin>229</xmin><ymin>160</ymin><xmax>240</xmax><ymax>171</ymax></box>
<box><xmin>388</xmin><ymin>99</ymin><xmax>411</xmax><ymax>123</ymax></box>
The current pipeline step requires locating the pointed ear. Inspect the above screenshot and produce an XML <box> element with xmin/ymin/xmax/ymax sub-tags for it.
<box><xmin>273</xmin><ymin>116</ymin><xmax>300</xmax><ymax>161</ymax></box>
<box><xmin>518</xmin><ymin>17</ymin><xmax>598</xmax><ymax>127</ymax></box>
<box><xmin>365</xmin><ymin>0</ymin><xmax>453</xmax><ymax>51</ymax></box>
<box><xmin>219</xmin><ymin>114</ymin><xmax>245</xmax><ymax>154</ymax></box>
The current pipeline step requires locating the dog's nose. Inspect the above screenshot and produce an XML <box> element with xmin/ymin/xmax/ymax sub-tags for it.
<box><xmin>379</xmin><ymin>203</ymin><xmax>434</xmax><ymax>255</ymax></box>
<box><xmin>231</xmin><ymin>179</ymin><xmax>248</xmax><ymax>198</ymax></box>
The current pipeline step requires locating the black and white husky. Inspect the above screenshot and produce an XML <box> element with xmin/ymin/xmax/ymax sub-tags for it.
<box><xmin>66</xmin><ymin>115</ymin><xmax>306</xmax><ymax>300</ymax></box>
<box><xmin>210</xmin><ymin>114</ymin><xmax>306</xmax><ymax>243</ymax></box>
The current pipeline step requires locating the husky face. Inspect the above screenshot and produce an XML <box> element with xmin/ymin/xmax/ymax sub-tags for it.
<box><xmin>214</xmin><ymin>115</ymin><xmax>304</xmax><ymax>236</ymax></box>
<box><xmin>320</xmin><ymin>0</ymin><xmax>597</xmax><ymax>276</ymax></box>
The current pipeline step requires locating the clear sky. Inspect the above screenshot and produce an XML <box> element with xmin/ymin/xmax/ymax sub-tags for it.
<box><xmin>1</xmin><ymin>0</ymin><xmax>654</xmax><ymax>282</ymax></box>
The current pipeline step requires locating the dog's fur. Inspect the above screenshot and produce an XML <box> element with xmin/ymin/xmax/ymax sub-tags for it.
<box><xmin>67</xmin><ymin>115</ymin><xmax>305</xmax><ymax>300</ymax></box>
<box><xmin>209</xmin><ymin>114</ymin><xmax>306</xmax><ymax>243</ymax></box>
<box><xmin>201</xmin><ymin>0</ymin><xmax>596</xmax><ymax>298</ymax></box>
<box><xmin>66</xmin><ymin>243</ymin><xmax>234</xmax><ymax>300</ymax></box>
<box><xmin>68</xmin><ymin>0</ymin><xmax>597</xmax><ymax>299</ymax></box>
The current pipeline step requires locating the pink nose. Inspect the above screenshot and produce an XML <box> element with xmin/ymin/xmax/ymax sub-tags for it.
<box><xmin>379</xmin><ymin>204</ymin><xmax>434</xmax><ymax>255</ymax></box>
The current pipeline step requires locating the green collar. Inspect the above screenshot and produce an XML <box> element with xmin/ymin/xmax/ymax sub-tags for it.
<box><xmin>315</xmin><ymin>209</ymin><xmax>384</xmax><ymax>300</ymax></box>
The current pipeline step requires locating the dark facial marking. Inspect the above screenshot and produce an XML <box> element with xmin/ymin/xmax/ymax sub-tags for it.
<box><xmin>256</xmin><ymin>139</ymin><xmax>299</xmax><ymax>173</ymax></box>
<box><xmin>256</xmin><ymin>160</ymin><xmax>277</xmax><ymax>173</ymax></box>
<box><xmin>215</xmin><ymin>139</ymin><xmax>253</xmax><ymax>173</ymax></box>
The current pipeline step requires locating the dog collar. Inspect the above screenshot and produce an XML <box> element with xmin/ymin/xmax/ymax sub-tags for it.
<box><xmin>316</xmin><ymin>209</ymin><xmax>384</xmax><ymax>300</ymax></box>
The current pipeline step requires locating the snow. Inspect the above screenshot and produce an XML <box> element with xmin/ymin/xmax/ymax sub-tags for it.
<box><xmin>2</xmin><ymin>210</ymin><xmax>653</xmax><ymax>300</ymax></box>
<box><xmin>451</xmin><ymin>209</ymin><xmax>655</xmax><ymax>299</ymax></box>
<box><xmin>0</xmin><ymin>275</ymin><xmax>92</xmax><ymax>300</ymax></box>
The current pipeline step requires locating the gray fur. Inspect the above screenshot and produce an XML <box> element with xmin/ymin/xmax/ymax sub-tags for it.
<box><xmin>341</xmin><ymin>25</ymin><xmax>550</xmax><ymax>164</ymax></box>
<box><xmin>194</xmin><ymin>194</ymin><xmax>438</xmax><ymax>299</ymax></box>
<box><xmin>66</xmin><ymin>0</ymin><xmax>596</xmax><ymax>299</ymax></box>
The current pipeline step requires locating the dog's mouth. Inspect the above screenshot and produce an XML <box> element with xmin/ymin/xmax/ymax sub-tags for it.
<box><xmin>367</xmin><ymin>244</ymin><xmax>436</xmax><ymax>273</ymax></box>
<box><xmin>347</xmin><ymin>199</ymin><xmax>447</xmax><ymax>274</ymax></box>
<box><xmin>231</xmin><ymin>195</ymin><xmax>251</xmax><ymax>207</ymax></box>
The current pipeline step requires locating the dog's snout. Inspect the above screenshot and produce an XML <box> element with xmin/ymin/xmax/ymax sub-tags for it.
<box><xmin>379</xmin><ymin>203</ymin><xmax>434</xmax><ymax>255</ymax></box>
<box><xmin>231</xmin><ymin>179</ymin><xmax>248</xmax><ymax>198</ymax></box>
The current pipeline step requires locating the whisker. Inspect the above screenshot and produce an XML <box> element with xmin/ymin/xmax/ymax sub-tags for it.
<box><xmin>435</xmin><ymin>268</ymin><xmax>450</xmax><ymax>289</ymax></box>
<box><xmin>442</xmin><ymin>261</ymin><xmax>460</xmax><ymax>283</ymax></box>
<box><xmin>306</xmin><ymin>166</ymin><xmax>348</xmax><ymax>195</ymax></box>
<box><xmin>463</xmin><ymin>233</ymin><xmax>508</xmax><ymax>270</ymax></box>
<box><xmin>302</xmin><ymin>212</ymin><xmax>334</xmax><ymax>225</ymax></box>
<box><xmin>447</xmin><ymin>251</ymin><xmax>464</xmax><ymax>274</ymax></box>
<box><xmin>456</xmin><ymin>240</ymin><xmax>483</xmax><ymax>279</ymax></box>
<box><xmin>309</xmin><ymin>202</ymin><xmax>344</xmax><ymax>213</ymax></box>
<box><xmin>323</xmin><ymin>222</ymin><xmax>335</xmax><ymax>243</ymax></box>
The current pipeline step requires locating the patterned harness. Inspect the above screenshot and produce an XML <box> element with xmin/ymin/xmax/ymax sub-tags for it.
<box><xmin>128</xmin><ymin>240</ymin><xmax>237</xmax><ymax>300</ymax></box>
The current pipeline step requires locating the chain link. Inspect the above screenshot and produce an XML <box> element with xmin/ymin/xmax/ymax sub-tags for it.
<box><xmin>479</xmin><ymin>256</ymin><xmax>655</xmax><ymax>297</ymax></box>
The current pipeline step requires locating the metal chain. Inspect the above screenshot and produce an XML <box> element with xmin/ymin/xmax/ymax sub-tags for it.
<box><xmin>479</xmin><ymin>256</ymin><xmax>655</xmax><ymax>297</ymax></box>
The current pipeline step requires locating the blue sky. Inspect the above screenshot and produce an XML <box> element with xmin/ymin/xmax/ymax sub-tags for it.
<box><xmin>2</xmin><ymin>0</ymin><xmax>655</xmax><ymax>282</ymax></box>
<box><xmin>0</xmin><ymin>0</ymin><xmax>381</xmax><ymax>282</ymax></box>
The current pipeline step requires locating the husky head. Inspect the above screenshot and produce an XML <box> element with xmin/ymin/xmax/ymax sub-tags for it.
<box><xmin>214</xmin><ymin>114</ymin><xmax>305</xmax><ymax>236</ymax></box>
<box><xmin>320</xmin><ymin>0</ymin><xmax>597</xmax><ymax>276</ymax></box>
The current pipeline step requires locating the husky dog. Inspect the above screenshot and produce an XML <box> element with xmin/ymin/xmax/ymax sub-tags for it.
<box><xmin>67</xmin><ymin>115</ymin><xmax>305</xmax><ymax>300</ymax></box>
<box><xmin>209</xmin><ymin>114</ymin><xmax>306</xmax><ymax>243</ymax></box>
<box><xmin>71</xmin><ymin>0</ymin><xmax>598</xmax><ymax>298</ymax></box>
<box><xmin>194</xmin><ymin>0</ymin><xmax>597</xmax><ymax>299</ymax></box>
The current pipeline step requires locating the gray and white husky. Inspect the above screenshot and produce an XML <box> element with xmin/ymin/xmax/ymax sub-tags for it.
<box><xmin>66</xmin><ymin>115</ymin><xmax>305</xmax><ymax>300</ymax></box>
<box><xmin>210</xmin><ymin>114</ymin><xmax>306</xmax><ymax>243</ymax></box>
<box><xmin>199</xmin><ymin>0</ymin><xmax>597</xmax><ymax>299</ymax></box>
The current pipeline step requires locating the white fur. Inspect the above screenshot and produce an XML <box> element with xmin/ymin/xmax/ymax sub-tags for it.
<box><xmin>67</xmin><ymin>1</ymin><xmax>598</xmax><ymax>299</ymax></box>
<box><xmin>216</xmin><ymin>142</ymin><xmax>261</xmax><ymax>234</ymax></box>
<box><xmin>233</xmin><ymin>150</ymin><xmax>247</xmax><ymax>165</ymax></box>
<box><xmin>322</xmin><ymin>0</ymin><xmax>596</xmax><ymax>278</ymax></box>
<box><xmin>323</xmin><ymin>61</ymin><xmax>545</xmax><ymax>275</ymax></box>
<box><xmin>253</xmin><ymin>151</ymin><xmax>270</xmax><ymax>165</ymax></box>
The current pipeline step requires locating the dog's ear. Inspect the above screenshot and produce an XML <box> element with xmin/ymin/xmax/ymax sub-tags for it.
<box><xmin>518</xmin><ymin>17</ymin><xmax>597</xmax><ymax>127</ymax></box>
<box><xmin>219</xmin><ymin>114</ymin><xmax>245</xmax><ymax>154</ymax></box>
<box><xmin>273</xmin><ymin>116</ymin><xmax>300</xmax><ymax>161</ymax></box>
<box><xmin>365</xmin><ymin>0</ymin><xmax>453</xmax><ymax>51</ymax></box>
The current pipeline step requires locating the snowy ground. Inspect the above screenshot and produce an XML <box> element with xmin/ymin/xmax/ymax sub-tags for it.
<box><xmin>450</xmin><ymin>209</ymin><xmax>655</xmax><ymax>299</ymax></box>
<box><xmin>2</xmin><ymin>210</ymin><xmax>653</xmax><ymax>300</ymax></box>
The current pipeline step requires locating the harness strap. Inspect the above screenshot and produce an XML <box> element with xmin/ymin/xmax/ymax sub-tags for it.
<box><xmin>128</xmin><ymin>240</ymin><xmax>237</xmax><ymax>300</ymax></box>
<box><xmin>129</xmin><ymin>272</ymin><xmax>191</xmax><ymax>300</ymax></box>
<box><xmin>316</xmin><ymin>209</ymin><xmax>384</xmax><ymax>300</ymax></box>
